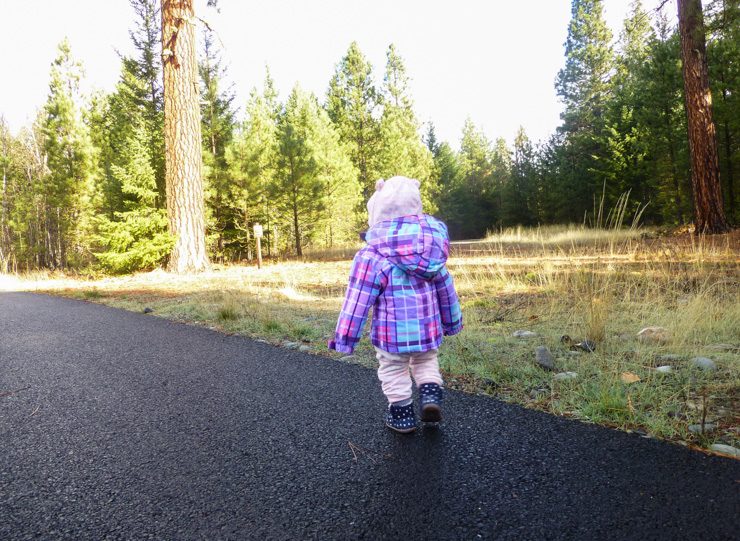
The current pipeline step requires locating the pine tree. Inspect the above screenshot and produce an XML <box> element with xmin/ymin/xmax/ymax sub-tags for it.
<box><xmin>326</xmin><ymin>42</ymin><xmax>382</xmax><ymax>204</ymax></box>
<box><xmin>94</xmin><ymin>116</ymin><xmax>173</xmax><ymax>273</ymax></box>
<box><xmin>597</xmin><ymin>0</ymin><xmax>654</xmax><ymax>215</ymax></box>
<box><xmin>3</xmin><ymin>116</ymin><xmax>50</xmax><ymax>270</ymax></box>
<box><xmin>226</xmin><ymin>70</ymin><xmax>280</xmax><ymax>258</ymax></box>
<box><xmin>1</xmin><ymin>118</ymin><xmax>11</xmax><ymax>264</ymax></box>
<box><xmin>377</xmin><ymin>44</ymin><xmax>437</xmax><ymax>212</ymax></box>
<box><xmin>433</xmin><ymin>141</ymin><xmax>464</xmax><ymax>238</ymax></box>
<box><xmin>41</xmin><ymin>39</ymin><xmax>95</xmax><ymax>268</ymax></box>
<box><xmin>491</xmin><ymin>137</ymin><xmax>512</xmax><ymax>228</ymax></box>
<box><xmin>555</xmin><ymin>0</ymin><xmax>615</xmax><ymax>222</ymax></box>
<box><xmin>274</xmin><ymin>86</ymin><xmax>358</xmax><ymax>256</ymax></box>
<box><xmin>677</xmin><ymin>0</ymin><xmax>729</xmax><ymax>232</ymax></box>
<box><xmin>199</xmin><ymin>28</ymin><xmax>236</xmax><ymax>260</ymax></box>
<box><xmin>423</xmin><ymin>122</ymin><xmax>439</xmax><ymax>155</ymax></box>
<box><xmin>640</xmin><ymin>14</ymin><xmax>691</xmax><ymax>224</ymax></box>
<box><xmin>458</xmin><ymin>119</ymin><xmax>495</xmax><ymax>237</ymax></box>
<box><xmin>128</xmin><ymin>0</ymin><xmax>165</xmax><ymax>205</ymax></box>
<box><xmin>706</xmin><ymin>0</ymin><xmax>739</xmax><ymax>222</ymax></box>
<box><xmin>504</xmin><ymin>127</ymin><xmax>538</xmax><ymax>226</ymax></box>
<box><xmin>161</xmin><ymin>0</ymin><xmax>209</xmax><ymax>272</ymax></box>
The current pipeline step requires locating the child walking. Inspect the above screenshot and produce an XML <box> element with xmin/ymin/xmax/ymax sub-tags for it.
<box><xmin>328</xmin><ymin>176</ymin><xmax>463</xmax><ymax>433</ymax></box>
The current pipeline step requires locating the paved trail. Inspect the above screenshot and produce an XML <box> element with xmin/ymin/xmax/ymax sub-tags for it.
<box><xmin>0</xmin><ymin>292</ymin><xmax>737</xmax><ymax>540</ymax></box>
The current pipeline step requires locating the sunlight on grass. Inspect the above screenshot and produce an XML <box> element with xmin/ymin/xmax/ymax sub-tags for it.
<box><xmin>483</xmin><ymin>224</ymin><xmax>648</xmax><ymax>245</ymax></box>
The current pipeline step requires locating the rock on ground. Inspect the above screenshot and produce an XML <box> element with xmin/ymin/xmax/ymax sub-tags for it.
<box><xmin>637</xmin><ymin>326</ymin><xmax>671</xmax><ymax>344</ymax></box>
<box><xmin>513</xmin><ymin>330</ymin><xmax>538</xmax><ymax>338</ymax></box>
<box><xmin>535</xmin><ymin>346</ymin><xmax>555</xmax><ymax>371</ymax></box>
<box><xmin>690</xmin><ymin>357</ymin><xmax>717</xmax><ymax>371</ymax></box>
<box><xmin>710</xmin><ymin>444</ymin><xmax>740</xmax><ymax>457</ymax></box>
<box><xmin>688</xmin><ymin>423</ymin><xmax>717</xmax><ymax>435</ymax></box>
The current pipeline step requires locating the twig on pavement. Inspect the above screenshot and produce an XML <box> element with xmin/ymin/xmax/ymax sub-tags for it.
<box><xmin>0</xmin><ymin>386</ymin><xmax>30</xmax><ymax>398</ymax></box>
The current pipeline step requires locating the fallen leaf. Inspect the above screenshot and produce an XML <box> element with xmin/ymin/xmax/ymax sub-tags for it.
<box><xmin>621</xmin><ymin>372</ymin><xmax>641</xmax><ymax>384</ymax></box>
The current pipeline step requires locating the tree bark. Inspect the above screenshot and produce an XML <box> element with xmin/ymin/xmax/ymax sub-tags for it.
<box><xmin>722</xmin><ymin>120</ymin><xmax>735</xmax><ymax>218</ymax></box>
<box><xmin>162</xmin><ymin>0</ymin><xmax>209</xmax><ymax>272</ymax></box>
<box><xmin>677</xmin><ymin>0</ymin><xmax>730</xmax><ymax>233</ymax></box>
<box><xmin>293</xmin><ymin>186</ymin><xmax>302</xmax><ymax>257</ymax></box>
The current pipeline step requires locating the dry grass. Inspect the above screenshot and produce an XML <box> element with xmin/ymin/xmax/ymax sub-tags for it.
<box><xmin>3</xmin><ymin>229</ymin><xmax>738</xmax><ymax>452</ymax></box>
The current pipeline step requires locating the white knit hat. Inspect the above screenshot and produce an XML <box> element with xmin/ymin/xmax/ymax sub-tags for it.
<box><xmin>367</xmin><ymin>176</ymin><xmax>423</xmax><ymax>227</ymax></box>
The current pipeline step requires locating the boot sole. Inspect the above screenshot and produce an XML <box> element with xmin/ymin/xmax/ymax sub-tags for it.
<box><xmin>421</xmin><ymin>403</ymin><xmax>442</xmax><ymax>423</ymax></box>
<box><xmin>386</xmin><ymin>422</ymin><xmax>417</xmax><ymax>434</ymax></box>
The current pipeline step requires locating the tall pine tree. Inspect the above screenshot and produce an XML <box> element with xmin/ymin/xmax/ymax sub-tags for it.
<box><xmin>555</xmin><ymin>0</ymin><xmax>614</xmax><ymax>222</ymax></box>
<box><xmin>199</xmin><ymin>28</ymin><xmax>236</xmax><ymax>259</ymax></box>
<box><xmin>274</xmin><ymin>85</ymin><xmax>357</xmax><ymax>256</ymax></box>
<box><xmin>41</xmin><ymin>39</ymin><xmax>95</xmax><ymax>268</ymax></box>
<box><xmin>326</xmin><ymin>42</ymin><xmax>382</xmax><ymax>204</ymax></box>
<box><xmin>377</xmin><ymin>44</ymin><xmax>437</xmax><ymax>211</ymax></box>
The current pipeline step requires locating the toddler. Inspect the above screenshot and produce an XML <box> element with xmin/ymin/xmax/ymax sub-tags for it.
<box><xmin>328</xmin><ymin>176</ymin><xmax>463</xmax><ymax>433</ymax></box>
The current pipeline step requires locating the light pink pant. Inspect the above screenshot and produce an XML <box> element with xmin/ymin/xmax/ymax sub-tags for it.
<box><xmin>375</xmin><ymin>347</ymin><xmax>444</xmax><ymax>404</ymax></box>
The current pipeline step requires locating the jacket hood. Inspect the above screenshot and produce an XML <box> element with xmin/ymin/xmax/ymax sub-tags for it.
<box><xmin>365</xmin><ymin>214</ymin><xmax>449</xmax><ymax>279</ymax></box>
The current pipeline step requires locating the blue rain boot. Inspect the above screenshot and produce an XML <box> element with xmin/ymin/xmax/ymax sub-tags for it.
<box><xmin>418</xmin><ymin>383</ymin><xmax>443</xmax><ymax>423</ymax></box>
<box><xmin>385</xmin><ymin>402</ymin><xmax>417</xmax><ymax>433</ymax></box>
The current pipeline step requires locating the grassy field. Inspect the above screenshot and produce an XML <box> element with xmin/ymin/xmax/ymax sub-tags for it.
<box><xmin>3</xmin><ymin>227</ymin><xmax>738</xmax><ymax>454</ymax></box>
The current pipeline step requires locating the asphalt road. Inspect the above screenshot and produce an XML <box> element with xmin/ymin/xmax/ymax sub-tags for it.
<box><xmin>1</xmin><ymin>292</ymin><xmax>738</xmax><ymax>540</ymax></box>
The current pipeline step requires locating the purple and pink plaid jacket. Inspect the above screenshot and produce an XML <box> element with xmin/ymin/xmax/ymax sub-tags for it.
<box><xmin>328</xmin><ymin>214</ymin><xmax>463</xmax><ymax>354</ymax></box>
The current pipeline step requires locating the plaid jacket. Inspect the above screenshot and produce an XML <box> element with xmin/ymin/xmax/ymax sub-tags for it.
<box><xmin>328</xmin><ymin>215</ymin><xmax>463</xmax><ymax>354</ymax></box>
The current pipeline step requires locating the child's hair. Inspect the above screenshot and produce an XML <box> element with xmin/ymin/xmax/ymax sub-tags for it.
<box><xmin>366</xmin><ymin>176</ymin><xmax>423</xmax><ymax>227</ymax></box>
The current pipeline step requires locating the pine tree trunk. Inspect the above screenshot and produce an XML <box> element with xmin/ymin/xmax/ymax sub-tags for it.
<box><xmin>666</xmin><ymin>128</ymin><xmax>683</xmax><ymax>223</ymax></box>
<box><xmin>293</xmin><ymin>188</ymin><xmax>302</xmax><ymax>257</ymax></box>
<box><xmin>1</xmin><ymin>152</ymin><xmax>8</xmax><ymax>256</ymax></box>
<box><xmin>161</xmin><ymin>0</ymin><xmax>209</xmax><ymax>272</ymax></box>
<box><xmin>722</xmin><ymin>120</ymin><xmax>735</xmax><ymax>219</ymax></box>
<box><xmin>677</xmin><ymin>0</ymin><xmax>730</xmax><ymax>233</ymax></box>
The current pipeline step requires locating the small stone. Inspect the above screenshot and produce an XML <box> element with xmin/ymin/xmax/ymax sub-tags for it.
<box><xmin>709</xmin><ymin>444</ymin><xmax>740</xmax><ymax>457</ymax></box>
<box><xmin>298</xmin><ymin>345</ymin><xmax>311</xmax><ymax>352</ymax></box>
<box><xmin>655</xmin><ymin>365</ymin><xmax>673</xmax><ymax>374</ymax></box>
<box><xmin>576</xmin><ymin>339</ymin><xmax>596</xmax><ymax>352</ymax></box>
<box><xmin>340</xmin><ymin>355</ymin><xmax>357</xmax><ymax>362</ymax></box>
<box><xmin>529</xmin><ymin>388</ymin><xmax>549</xmax><ymax>399</ymax></box>
<box><xmin>689</xmin><ymin>357</ymin><xmax>717</xmax><ymax>371</ymax></box>
<box><xmin>688</xmin><ymin>423</ymin><xmax>717</xmax><ymax>435</ymax></box>
<box><xmin>513</xmin><ymin>330</ymin><xmax>537</xmax><ymax>338</ymax></box>
<box><xmin>283</xmin><ymin>341</ymin><xmax>300</xmax><ymax>350</ymax></box>
<box><xmin>657</xmin><ymin>354</ymin><xmax>682</xmax><ymax>363</ymax></box>
<box><xmin>637</xmin><ymin>326</ymin><xmax>671</xmax><ymax>344</ymax></box>
<box><xmin>553</xmin><ymin>371</ymin><xmax>578</xmax><ymax>381</ymax></box>
<box><xmin>143</xmin><ymin>307</ymin><xmax>154</xmax><ymax>314</ymax></box>
<box><xmin>535</xmin><ymin>346</ymin><xmax>555</xmax><ymax>371</ymax></box>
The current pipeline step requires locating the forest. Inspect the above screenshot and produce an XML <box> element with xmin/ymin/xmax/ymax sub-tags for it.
<box><xmin>0</xmin><ymin>0</ymin><xmax>737</xmax><ymax>273</ymax></box>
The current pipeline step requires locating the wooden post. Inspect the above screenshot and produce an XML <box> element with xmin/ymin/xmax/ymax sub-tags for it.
<box><xmin>254</xmin><ymin>223</ymin><xmax>263</xmax><ymax>269</ymax></box>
